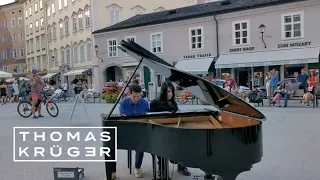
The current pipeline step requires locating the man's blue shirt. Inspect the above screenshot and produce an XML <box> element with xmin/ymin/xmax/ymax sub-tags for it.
<box><xmin>270</xmin><ymin>73</ymin><xmax>279</xmax><ymax>86</ymax></box>
<box><xmin>119</xmin><ymin>98</ymin><xmax>149</xmax><ymax>116</ymax></box>
<box><xmin>298</xmin><ymin>73</ymin><xmax>308</xmax><ymax>87</ymax></box>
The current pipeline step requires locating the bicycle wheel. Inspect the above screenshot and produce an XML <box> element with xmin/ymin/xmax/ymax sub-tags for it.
<box><xmin>63</xmin><ymin>92</ymin><xmax>70</xmax><ymax>101</ymax></box>
<box><xmin>46</xmin><ymin>101</ymin><xmax>59</xmax><ymax>117</ymax></box>
<box><xmin>17</xmin><ymin>101</ymin><xmax>32</xmax><ymax>118</ymax></box>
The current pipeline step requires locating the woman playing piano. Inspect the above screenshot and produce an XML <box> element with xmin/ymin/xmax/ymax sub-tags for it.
<box><xmin>150</xmin><ymin>82</ymin><xmax>191</xmax><ymax>179</ymax></box>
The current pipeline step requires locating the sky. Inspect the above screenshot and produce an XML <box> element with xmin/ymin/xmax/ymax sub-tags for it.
<box><xmin>0</xmin><ymin>0</ymin><xmax>15</xmax><ymax>6</ymax></box>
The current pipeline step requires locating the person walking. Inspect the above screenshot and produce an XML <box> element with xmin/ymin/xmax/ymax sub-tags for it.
<box><xmin>269</xmin><ymin>69</ymin><xmax>279</xmax><ymax>94</ymax></box>
<box><xmin>296</xmin><ymin>68</ymin><xmax>308</xmax><ymax>103</ymax></box>
<box><xmin>265</xmin><ymin>72</ymin><xmax>271</xmax><ymax>102</ymax></box>
<box><xmin>12</xmin><ymin>80</ymin><xmax>19</xmax><ymax>102</ymax></box>
<box><xmin>0</xmin><ymin>81</ymin><xmax>7</xmax><ymax>105</ymax></box>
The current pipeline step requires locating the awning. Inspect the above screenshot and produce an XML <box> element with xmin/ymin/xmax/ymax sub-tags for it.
<box><xmin>64</xmin><ymin>69</ymin><xmax>88</xmax><ymax>76</ymax></box>
<box><xmin>0</xmin><ymin>71</ymin><xmax>12</xmax><ymax>78</ymax></box>
<box><xmin>42</xmin><ymin>72</ymin><xmax>59</xmax><ymax>79</ymax></box>
<box><xmin>215</xmin><ymin>47</ymin><xmax>320</xmax><ymax>69</ymax></box>
<box><xmin>175</xmin><ymin>57</ymin><xmax>215</xmax><ymax>74</ymax></box>
<box><xmin>122</xmin><ymin>61</ymin><xmax>139</xmax><ymax>68</ymax></box>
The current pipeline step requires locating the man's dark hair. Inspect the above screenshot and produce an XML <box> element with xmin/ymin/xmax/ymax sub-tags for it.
<box><xmin>132</xmin><ymin>79</ymin><xmax>139</xmax><ymax>84</ymax></box>
<box><xmin>129</xmin><ymin>83</ymin><xmax>141</xmax><ymax>93</ymax></box>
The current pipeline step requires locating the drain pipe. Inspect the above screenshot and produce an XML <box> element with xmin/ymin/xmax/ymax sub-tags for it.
<box><xmin>213</xmin><ymin>14</ymin><xmax>221</xmax><ymax>79</ymax></box>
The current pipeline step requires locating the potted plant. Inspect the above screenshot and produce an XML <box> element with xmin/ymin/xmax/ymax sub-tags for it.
<box><xmin>103</xmin><ymin>82</ymin><xmax>121</xmax><ymax>103</ymax></box>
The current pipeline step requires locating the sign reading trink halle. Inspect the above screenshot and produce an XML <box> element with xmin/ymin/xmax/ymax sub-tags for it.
<box><xmin>13</xmin><ymin>127</ymin><xmax>117</xmax><ymax>162</ymax></box>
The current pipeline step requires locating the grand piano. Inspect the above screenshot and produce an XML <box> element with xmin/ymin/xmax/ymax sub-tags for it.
<box><xmin>101</xmin><ymin>40</ymin><xmax>266</xmax><ymax>180</ymax></box>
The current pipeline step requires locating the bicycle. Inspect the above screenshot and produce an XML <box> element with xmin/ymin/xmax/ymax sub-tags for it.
<box><xmin>17</xmin><ymin>91</ymin><xmax>59</xmax><ymax>118</ymax></box>
<box><xmin>57</xmin><ymin>90</ymin><xmax>70</xmax><ymax>102</ymax></box>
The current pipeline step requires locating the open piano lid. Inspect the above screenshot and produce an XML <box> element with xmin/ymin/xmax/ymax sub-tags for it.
<box><xmin>118</xmin><ymin>40</ymin><xmax>266</xmax><ymax>121</ymax></box>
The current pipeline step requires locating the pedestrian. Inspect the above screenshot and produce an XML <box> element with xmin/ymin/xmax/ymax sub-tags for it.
<box><xmin>269</xmin><ymin>68</ymin><xmax>279</xmax><ymax>94</ymax></box>
<box><xmin>0</xmin><ymin>81</ymin><xmax>7</xmax><ymax>105</ymax></box>
<box><xmin>109</xmin><ymin>83</ymin><xmax>149</xmax><ymax>180</ymax></box>
<box><xmin>265</xmin><ymin>72</ymin><xmax>271</xmax><ymax>100</ymax></box>
<box><xmin>20</xmin><ymin>79</ymin><xmax>27</xmax><ymax>100</ymax></box>
<box><xmin>296</xmin><ymin>68</ymin><xmax>308</xmax><ymax>103</ymax></box>
<box><xmin>29</xmin><ymin>69</ymin><xmax>45</xmax><ymax>119</ymax></box>
<box><xmin>150</xmin><ymin>82</ymin><xmax>191</xmax><ymax>179</ymax></box>
<box><xmin>12</xmin><ymin>80</ymin><xmax>19</xmax><ymax>102</ymax></box>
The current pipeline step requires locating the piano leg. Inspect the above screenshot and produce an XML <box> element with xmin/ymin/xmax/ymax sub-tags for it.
<box><xmin>165</xmin><ymin>158</ymin><xmax>169</xmax><ymax>180</ymax></box>
<box><xmin>152</xmin><ymin>154</ymin><xmax>157</xmax><ymax>180</ymax></box>
<box><xmin>105</xmin><ymin>162</ymin><xmax>113</xmax><ymax>180</ymax></box>
<box><xmin>127</xmin><ymin>150</ymin><xmax>132</xmax><ymax>174</ymax></box>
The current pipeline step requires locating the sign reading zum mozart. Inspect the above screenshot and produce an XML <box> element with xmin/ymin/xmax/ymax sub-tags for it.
<box><xmin>278</xmin><ymin>41</ymin><xmax>311</xmax><ymax>48</ymax></box>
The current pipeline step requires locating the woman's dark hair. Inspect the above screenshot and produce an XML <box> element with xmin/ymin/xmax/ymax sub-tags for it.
<box><xmin>129</xmin><ymin>83</ymin><xmax>141</xmax><ymax>93</ymax></box>
<box><xmin>49</xmin><ymin>79</ymin><xmax>56</xmax><ymax>86</ymax></box>
<box><xmin>159</xmin><ymin>82</ymin><xmax>177</xmax><ymax>107</ymax></box>
<box><xmin>132</xmin><ymin>79</ymin><xmax>139</xmax><ymax>84</ymax></box>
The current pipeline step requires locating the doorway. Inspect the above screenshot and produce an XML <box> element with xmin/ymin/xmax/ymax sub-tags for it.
<box><xmin>235</xmin><ymin>68</ymin><xmax>250</xmax><ymax>87</ymax></box>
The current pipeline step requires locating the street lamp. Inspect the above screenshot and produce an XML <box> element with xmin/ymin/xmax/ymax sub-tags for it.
<box><xmin>94</xmin><ymin>45</ymin><xmax>103</xmax><ymax>62</ymax></box>
<box><xmin>258</xmin><ymin>24</ymin><xmax>270</xmax><ymax>48</ymax></box>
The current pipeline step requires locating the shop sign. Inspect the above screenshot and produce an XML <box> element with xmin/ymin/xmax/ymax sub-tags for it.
<box><xmin>229</xmin><ymin>47</ymin><xmax>255</xmax><ymax>53</ymax></box>
<box><xmin>183</xmin><ymin>53</ymin><xmax>212</xmax><ymax>59</ymax></box>
<box><xmin>278</xmin><ymin>41</ymin><xmax>311</xmax><ymax>48</ymax></box>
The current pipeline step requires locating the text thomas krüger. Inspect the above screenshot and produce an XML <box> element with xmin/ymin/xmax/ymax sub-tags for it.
<box><xmin>17</xmin><ymin>131</ymin><xmax>113</xmax><ymax>158</ymax></box>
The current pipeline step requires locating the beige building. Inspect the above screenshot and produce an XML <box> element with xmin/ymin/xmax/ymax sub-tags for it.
<box><xmin>18</xmin><ymin>0</ymin><xmax>47</xmax><ymax>77</ymax></box>
<box><xmin>0</xmin><ymin>2</ymin><xmax>27</xmax><ymax>76</ymax></box>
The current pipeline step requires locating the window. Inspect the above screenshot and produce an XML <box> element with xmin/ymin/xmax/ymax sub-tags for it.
<box><xmin>12</xmin><ymin>49</ymin><xmax>17</xmax><ymax>58</ymax></box>
<box><xmin>109</xmin><ymin>9</ymin><xmax>120</xmax><ymax>25</ymax></box>
<box><xmin>58</xmin><ymin>0</ymin><xmax>62</xmax><ymax>10</ymax></box>
<box><xmin>133</xmin><ymin>11</ymin><xmax>144</xmax><ymax>15</ymax></box>
<box><xmin>78</xmin><ymin>12</ymin><xmax>83</xmax><ymax>30</ymax></box>
<box><xmin>3</xmin><ymin>66</ymin><xmax>8</xmax><ymax>72</ymax></box>
<box><xmin>54</xmin><ymin>51</ymin><xmax>58</xmax><ymax>65</ymax></box>
<box><xmin>19</xmin><ymin>33</ymin><xmax>23</xmax><ymax>41</ymax></box>
<box><xmin>11</xmin><ymin>18</ymin><xmax>16</xmax><ymax>27</ymax></box>
<box><xmin>73</xmin><ymin>15</ymin><xmax>77</xmax><ymax>32</ymax></box>
<box><xmin>41</xmin><ymin>34</ymin><xmax>45</xmax><ymax>49</ymax></box>
<box><xmin>36</xmin><ymin>36</ymin><xmax>40</xmax><ymax>51</ymax></box>
<box><xmin>12</xmin><ymin>34</ymin><xmax>16</xmax><ymax>42</ymax></box>
<box><xmin>20</xmin><ymin>65</ymin><xmax>25</xmax><ymax>73</ymax></box>
<box><xmin>132</xmin><ymin>6</ymin><xmax>145</xmax><ymax>15</ymax></box>
<box><xmin>150</xmin><ymin>32</ymin><xmax>163</xmax><ymax>53</ymax></box>
<box><xmin>37</xmin><ymin>56</ymin><xmax>41</xmax><ymax>69</ymax></box>
<box><xmin>80</xmin><ymin>44</ymin><xmax>85</xmax><ymax>61</ymax></box>
<box><xmin>35</xmin><ymin>20</ymin><xmax>39</xmax><ymax>31</ymax></box>
<box><xmin>30</xmin><ymin>39</ymin><xmax>34</xmax><ymax>52</ymax></box>
<box><xmin>18</xmin><ymin>17</ymin><xmax>23</xmax><ymax>26</ymax></box>
<box><xmin>27</xmin><ymin>40</ymin><xmax>30</xmax><ymax>53</ymax></box>
<box><xmin>2</xmin><ymin>35</ymin><xmax>6</xmax><ymax>42</ymax></box>
<box><xmin>64</xmin><ymin>0</ymin><xmax>68</xmax><ymax>7</ymax></box>
<box><xmin>29</xmin><ymin>7</ymin><xmax>32</xmax><ymax>16</ymax></box>
<box><xmin>25</xmin><ymin>9</ymin><xmax>28</xmax><ymax>18</ymax></box>
<box><xmin>125</xmin><ymin>36</ymin><xmax>135</xmax><ymax>56</ymax></box>
<box><xmin>61</xmin><ymin>50</ymin><xmax>65</xmax><ymax>64</ymax></box>
<box><xmin>189</xmin><ymin>27</ymin><xmax>203</xmax><ymax>50</ymax></box>
<box><xmin>282</xmin><ymin>12</ymin><xmax>304</xmax><ymax>39</ymax></box>
<box><xmin>53</xmin><ymin>25</ymin><xmax>57</xmax><ymax>40</ymax></box>
<box><xmin>40</xmin><ymin>18</ymin><xmax>44</xmax><ymax>28</ymax></box>
<box><xmin>19</xmin><ymin>48</ymin><xmax>24</xmax><ymax>57</ymax></box>
<box><xmin>13</xmin><ymin>65</ymin><xmax>20</xmax><ymax>74</ymax></box>
<box><xmin>85</xmin><ymin>9</ymin><xmax>90</xmax><ymax>27</ymax></box>
<box><xmin>47</xmin><ymin>6</ymin><xmax>51</xmax><ymax>17</ymax></box>
<box><xmin>52</xmin><ymin>3</ymin><xmax>55</xmax><ymax>14</ymax></box>
<box><xmin>42</xmin><ymin>56</ymin><xmax>46</xmax><ymax>70</ymax></box>
<box><xmin>3</xmin><ymin>50</ymin><xmax>7</xmax><ymax>59</ymax></box>
<box><xmin>3</xmin><ymin>21</ymin><xmax>7</xmax><ymax>28</ymax></box>
<box><xmin>73</xmin><ymin>45</ymin><xmax>78</xmax><ymax>62</ymax></box>
<box><xmin>35</xmin><ymin>3</ymin><xmax>38</xmax><ymax>12</ymax></box>
<box><xmin>107</xmin><ymin>39</ymin><xmax>118</xmax><ymax>58</ymax></box>
<box><xmin>65</xmin><ymin>19</ymin><xmax>69</xmax><ymax>35</ymax></box>
<box><xmin>59</xmin><ymin>22</ymin><xmax>64</xmax><ymax>37</ymax></box>
<box><xmin>26</xmin><ymin>25</ymin><xmax>29</xmax><ymax>35</ymax></box>
<box><xmin>232</xmin><ymin>20</ymin><xmax>249</xmax><ymax>45</ymax></box>
<box><xmin>66</xmin><ymin>48</ymin><xmax>70</xmax><ymax>64</ymax></box>
<box><xmin>30</xmin><ymin>23</ymin><xmax>33</xmax><ymax>34</ymax></box>
<box><xmin>86</xmin><ymin>41</ymin><xmax>92</xmax><ymax>60</ymax></box>
<box><xmin>47</xmin><ymin>26</ymin><xmax>52</xmax><ymax>41</ymax></box>
<box><xmin>40</xmin><ymin>0</ymin><xmax>43</xmax><ymax>9</ymax></box>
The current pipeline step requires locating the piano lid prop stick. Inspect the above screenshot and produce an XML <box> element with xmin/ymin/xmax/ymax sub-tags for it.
<box><xmin>176</xmin><ymin>117</ymin><xmax>181</xmax><ymax>128</ymax></box>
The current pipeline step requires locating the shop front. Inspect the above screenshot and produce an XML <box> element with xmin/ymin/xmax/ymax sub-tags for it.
<box><xmin>215</xmin><ymin>47</ymin><xmax>320</xmax><ymax>88</ymax></box>
<box><xmin>64</xmin><ymin>69</ymin><xmax>92</xmax><ymax>91</ymax></box>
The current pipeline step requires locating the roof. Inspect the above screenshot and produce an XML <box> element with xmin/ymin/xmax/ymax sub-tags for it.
<box><xmin>93</xmin><ymin>0</ymin><xmax>307</xmax><ymax>34</ymax></box>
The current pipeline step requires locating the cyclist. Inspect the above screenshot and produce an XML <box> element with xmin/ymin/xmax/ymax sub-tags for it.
<box><xmin>29</xmin><ymin>69</ymin><xmax>45</xmax><ymax>119</ymax></box>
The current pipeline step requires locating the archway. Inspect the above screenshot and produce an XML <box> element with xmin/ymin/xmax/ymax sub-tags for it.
<box><xmin>105</xmin><ymin>66</ymin><xmax>122</xmax><ymax>82</ymax></box>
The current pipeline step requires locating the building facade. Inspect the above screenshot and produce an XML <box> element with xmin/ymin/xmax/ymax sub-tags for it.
<box><xmin>19</xmin><ymin>0</ymin><xmax>47</xmax><ymax>77</ymax></box>
<box><xmin>94</xmin><ymin>0</ymin><xmax>320</xmax><ymax>91</ymax></box>
<box><xmin>214</xmin><ymin>0</ymin><xmax>320</xmax><ymax>88</ymax></box>
<box><xmin>0</xmin><ymin>2</ymin><xmax>27</xmax><ymax>76</ymax></box>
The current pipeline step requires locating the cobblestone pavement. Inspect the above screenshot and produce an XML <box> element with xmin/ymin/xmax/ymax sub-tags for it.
<box><xmin>0</xmin><ymin>99</ymin><xmax>319</xmax><ymax>180</ymax></box>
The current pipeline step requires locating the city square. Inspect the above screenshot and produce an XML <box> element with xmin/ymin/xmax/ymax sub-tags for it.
<box><xmin>1</xmin><ymin>100</ymin><xmax>320</xmax><ymax>180</ymax></box>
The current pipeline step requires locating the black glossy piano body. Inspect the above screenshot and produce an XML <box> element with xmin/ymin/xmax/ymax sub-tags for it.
<box><xmin>101</xmin><ymin>40</ymin><xmax>266</xmax><ymax>180</ymax></box>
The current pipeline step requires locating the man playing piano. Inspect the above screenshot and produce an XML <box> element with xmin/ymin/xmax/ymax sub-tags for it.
<box><xmin>111</xmin><ymin>83</ymin><xmax>149</xmax><ymax>179</ymax></box>
<box><xmin>150</xmin><ymin>82</ymin><xmax>191</xmax><ymax>179</ymax></box>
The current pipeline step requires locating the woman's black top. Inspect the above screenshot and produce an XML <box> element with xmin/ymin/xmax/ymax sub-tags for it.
<box><xmin>150</xmin><ymin>98</ymin><xmax>178</xmax><ymax>112</ymax></box>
